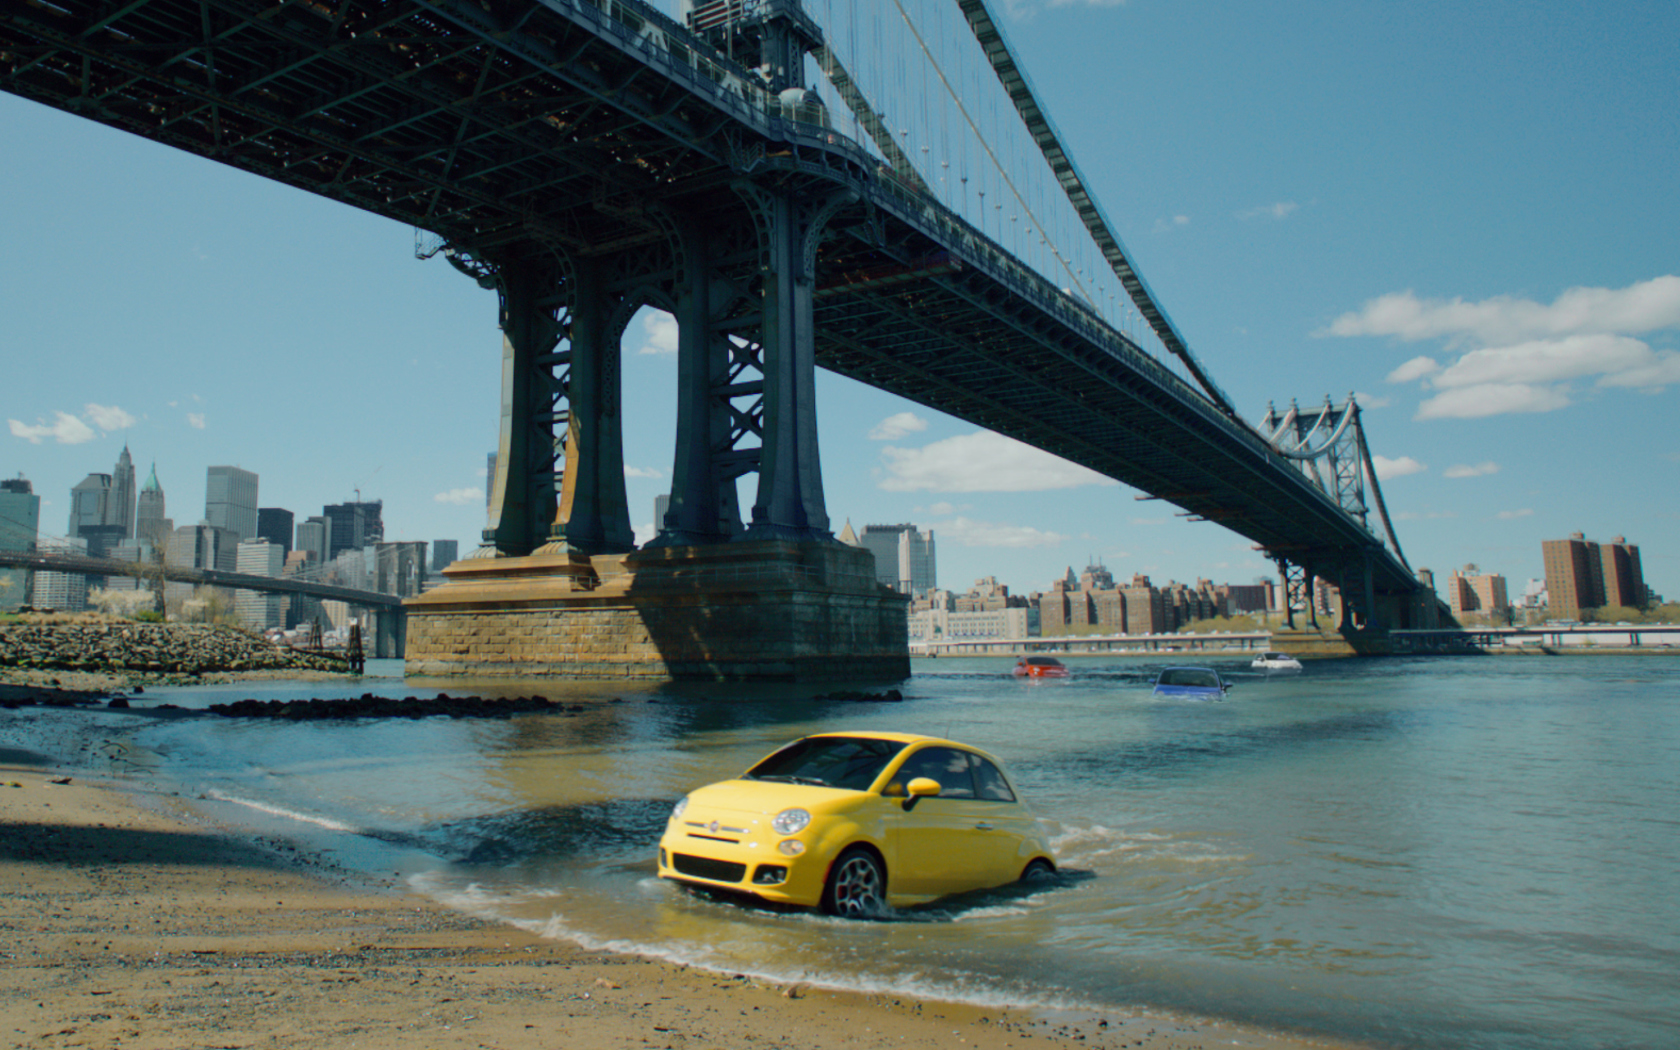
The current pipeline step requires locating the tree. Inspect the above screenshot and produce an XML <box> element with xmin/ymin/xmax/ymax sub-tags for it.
<box><xmin>89</xmin><ymin>587</ymin><xmax>155</xmax><ymax>618</ymax></box>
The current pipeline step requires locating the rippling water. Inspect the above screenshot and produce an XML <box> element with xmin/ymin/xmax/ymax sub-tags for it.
<box><xmin>82</xmin><ymin>654</ymin><xmax>1680</xmax><ymax>1049</ymax></box>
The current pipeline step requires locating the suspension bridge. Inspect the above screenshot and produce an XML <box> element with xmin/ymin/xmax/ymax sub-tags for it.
<box><xmin>1</xmin><ymin>0</ymin><xmax>1442</xmax><ymax>678</ymax></box>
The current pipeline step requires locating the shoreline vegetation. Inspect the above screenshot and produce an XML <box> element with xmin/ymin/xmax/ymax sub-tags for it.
<box><xmin>1</xmin><ymin>627</ymin><xmax>1358</xmax><ymax>1050</ymax></box>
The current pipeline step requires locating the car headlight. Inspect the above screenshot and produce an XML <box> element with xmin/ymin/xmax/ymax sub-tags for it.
<box><xmin>770</xmin><ymin>807</ymin><xmax>811</xmax><ymax>835</ymax></box>
<box><xmin>669</xmin><ymin>796</ymin><xmax>689</xmax><ymax>822</ymax></box>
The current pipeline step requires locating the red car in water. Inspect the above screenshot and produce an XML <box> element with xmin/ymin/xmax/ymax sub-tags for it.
<box><xmin>1012</xmin><ymin>655</ymin><xmax>1069</xmax><ymax>678</ymax></box>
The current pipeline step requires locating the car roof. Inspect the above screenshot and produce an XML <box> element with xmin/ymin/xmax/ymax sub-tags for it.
<box><xmin>803</xmin><ymin>730</ymin><xmax>999</xmax><ymax>760</ymax></box>
<box><xmin>807</xmin><ymin>730</ymin><xmax>949</xmax><ymax>745</ymax></box>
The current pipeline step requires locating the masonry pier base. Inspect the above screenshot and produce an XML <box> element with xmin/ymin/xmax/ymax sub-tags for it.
<box><xmin>403</xmin><ymin>541</ymin><xmax>909</xmax><ymax>682</ymax></box>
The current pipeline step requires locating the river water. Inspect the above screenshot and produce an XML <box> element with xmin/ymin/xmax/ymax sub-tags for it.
<box><xmin>18</xmin><ymin>654</ymin><xmax>1677</xmax><ymax>1049</ymax></box>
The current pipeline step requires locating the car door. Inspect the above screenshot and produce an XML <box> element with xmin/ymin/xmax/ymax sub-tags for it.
<box><xmin>966</xmin><ymin>753</ymin><xmax>1037</xmax><ymax>884</ymax></box>
<box><xmin>884</xmin><ymin>746</ymin><xmax>1018</xmax><ymax>899</ymax></box>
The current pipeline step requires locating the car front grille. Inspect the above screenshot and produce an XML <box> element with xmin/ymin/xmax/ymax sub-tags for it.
<box><xmin>673</xmin><ymin>853</ymin><xmax>746</xmax><ymax>883</ymax></box>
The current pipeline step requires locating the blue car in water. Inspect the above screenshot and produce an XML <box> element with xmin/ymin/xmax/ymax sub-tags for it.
<box><xmin>1151</xmin><ymin>666</ymin><xmax>1231</xmax><ymax>701</ymax></box>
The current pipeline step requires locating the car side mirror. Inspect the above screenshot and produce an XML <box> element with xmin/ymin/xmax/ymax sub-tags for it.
<box><xmin>902</xmin><ymin>777</ymin><xmax>942</xmax><ymax>811</ymax></box>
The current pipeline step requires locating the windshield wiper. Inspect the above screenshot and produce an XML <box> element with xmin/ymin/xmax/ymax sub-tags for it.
<box><xmin>751</xmin><ymin>774</ymin><xmax>828</xmax><ymax>786</ymax></box>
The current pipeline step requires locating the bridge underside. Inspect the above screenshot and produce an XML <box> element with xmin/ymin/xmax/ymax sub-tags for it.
<box><xmin>3</xmin><ymin>0</ymin><xmax>1437</xmax><ymax>672</ymax></box>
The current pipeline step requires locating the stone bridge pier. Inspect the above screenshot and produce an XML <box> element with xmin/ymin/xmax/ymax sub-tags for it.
<box><xmin>405</xmin><ymin>190</ymin><xmax>909</xmax><ymax>682</ymax></box>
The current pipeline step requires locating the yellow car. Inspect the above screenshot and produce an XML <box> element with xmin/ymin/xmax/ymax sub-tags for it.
<box><xmin>656</xmin><ymin>731</ymin><xmax>1056</xmax><ymax>916</ymax></box>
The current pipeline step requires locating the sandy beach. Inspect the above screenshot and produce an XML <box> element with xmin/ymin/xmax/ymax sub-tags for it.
<box><xmin>2</xmin><ymin>681</ymin><xmax>1357</xmax><ymax>1050</ymax></box>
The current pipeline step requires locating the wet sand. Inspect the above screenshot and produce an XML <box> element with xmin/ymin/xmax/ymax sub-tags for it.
<box><xmin>2</xmin><ymin>687</ymin><xmax>1362</xmax><ymax>1050</ymax></box>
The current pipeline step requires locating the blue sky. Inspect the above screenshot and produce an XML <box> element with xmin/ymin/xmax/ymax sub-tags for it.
<box><xmin>4</xmin><ymin>0</ymin><xmax>1676</xmax><ymax>602</ymax></box>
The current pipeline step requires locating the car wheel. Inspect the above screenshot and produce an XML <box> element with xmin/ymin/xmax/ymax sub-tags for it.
<box><xmin>822</xmin><ymin>847</ymin><xmax>886</xmax><ymax>918</ymax></box>
<box><xmin>1020</xmin><ymin>858</ymin><xmax>1055</xmax><ymax>882</ymax></box>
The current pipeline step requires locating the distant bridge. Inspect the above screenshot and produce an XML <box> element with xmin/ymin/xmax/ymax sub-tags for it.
<box><xmin>0</xmin><ymin>550</ymin><xmax>404</xmax><ymax>609</ymax></box>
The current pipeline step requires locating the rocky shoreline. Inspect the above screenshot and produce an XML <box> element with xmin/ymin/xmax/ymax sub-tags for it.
<box><xmin>0</xmin><ymin>620</ymin><xmax>351</xmax><ymax>692</ymax></box>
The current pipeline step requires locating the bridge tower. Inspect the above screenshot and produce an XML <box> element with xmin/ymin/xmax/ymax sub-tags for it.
<box><xmin>1260</xmin><ymin>396</ymin><xmax>1447</xmax><ymax>642</ymax></box>
<box><xmin>403</xmin><ymin>1</ymin><xmax>907</xmax><ymax>682</ymax></box>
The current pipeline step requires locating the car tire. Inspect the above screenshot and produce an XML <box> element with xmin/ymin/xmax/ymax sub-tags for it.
<box><xmin>822</xmin><ymin>847</ymin><xmax>886</xmax><ymax>918</ymax></box>
<box><xmin>1019</xmin><ymin>858</ymin><xmax>1055</xmax><ymax>882</ymax></box>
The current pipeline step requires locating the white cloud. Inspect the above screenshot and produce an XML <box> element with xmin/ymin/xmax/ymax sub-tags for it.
<box><xmin>1353</xmin><ymin>391</ymin><xmax>1392</xmax><ymax>409</ymax></box>
<box><xmin>877</xmin><ymin>431</ymin><xmax>1116</xmax><ymax>493</ymax></box>
<box><xmin>917</xmin><ymin>501</ymin><xmax>960</xmax><ymax>516</ymax></box>
<box><xmin>1152</xmin><ymin>214</ymin><xmax>1190</xmax><ymax>233</ymax></box>
<box><xmin>84</xmin><ymin>403</ymin><xmax>137</xmax><ymax>431</ymax></box>
<box><xmin>434</xmin><ymin>487</ymin><xmax>484</xmax><ymax>505</ymax></box>
<box><xmin>930</xmin><ymin>516</ymin><xmax>1067</xmax><ymax>548</ymax></box>
<box><xmin>1238</xmin><ymin>201</ymin><xmax>1298</xmax><ymax>221</ymax></box>
<box><xmin>624</xmin><ymin>465</ymin><xmax>664</xmax><ymax>479</ymax></box>
<box><xmin>1386</xmin><ymin>355</ymin><xmax>1440</xmax><ymax>384</ymax></box>
<box><xmin>1321</xmin><ymin>276</ymin><xmax>1680</xmax><ymax>345</ymax></box>
<box><xmin>1595</xmin><ymin>348</ymin><xmax>1680</xmax><ymax>388</ymax></box>
<box><xmin>1431</xmin><ymin>334</ymin><xmax>1656</xmax><ymax>389</ymax></box>
<box><xmin>186</xmin><ymin>413</ymin><xmax>207</xmax><ymax>429</ymax></box>
<box><xmin>9</xmin><ymin>412</ymin><xmax>97</xmax><ymax>445</ymax></box>
<box><xmin>636</xmin><ymin>313</ymin><xmax>678</xmax><ymax>355</ymax></box>
<box><xmin>1325</xmin><ymin>277</ymin><xmax>1680</xmax><ymax>418</ymax></box>
<box><xmin>1497</xmin><ymin>508</ymin><xmax>1535</xmax><ymax>520</ymax></box>
<box><xmin>868</xmin><ymin>412</ymin><xmax>929</xmax><ymax>441</ymax></box>
<box><xmin>1443</xmin><ymin>461</ymin><xmax>1500</xmax><ymax>478</ymax></box>
<box><xmin>1371</xmin><ymin>455</ymin><xmax>1426</xmax><ymax>479</ymax></box>
<box><xmin>1416</xmin><ymin>383</ymin><xmax>1571</xmax><ymax>420</ymax></box>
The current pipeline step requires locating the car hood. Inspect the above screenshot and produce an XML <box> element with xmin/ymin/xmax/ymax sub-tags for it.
<box><xmin>683</xmin><ymin>778</ymin><xmax>866</xmax><ymax>817</ymax></box>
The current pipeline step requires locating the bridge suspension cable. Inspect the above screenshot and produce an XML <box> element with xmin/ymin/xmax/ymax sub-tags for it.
<box><xmin>950</xmin><ymin>0</ymin><xmax>1241</xmax><ymax>421</ymax></box>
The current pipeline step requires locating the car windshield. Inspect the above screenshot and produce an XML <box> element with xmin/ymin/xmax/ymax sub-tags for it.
<box><xmin>744</xmin><ymin>736</ymin><xmax>909</xmax><ymax>791</ymax></box>
<box><xmin>1159</xmin><ymin>668</ymin><xmax>1220</xmax><ymax>688</ymax></box>
<box><xmin>1026</xmin><ymin>657</ymin><xmax>1063</xmax><ymax>666</ymax></box>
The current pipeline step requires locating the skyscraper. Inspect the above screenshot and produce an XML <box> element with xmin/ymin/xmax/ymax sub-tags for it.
<box><xmin>33</xmin><ymin>536</ymin><xmax>88</xmax><ymax>611</ymax></box>
<box><xmin>110</xmin><ymin>445</ymin><xmax>137</xmax><ymax>538</ymax></box>
<box><xmin>0</xmin><ymin>477</ymin><xmax>40</xmax><ymax>609</ymax></box>
<box><xmin>257</xmin><ymin>507</ymin><xmax>294</xmax><ymax>558</ymax></box>
<box><xmin>857</xmin><ymin>524</ymin><xmax>936</xmax><ymax>595</ymax></box>
<box><xmin>135</xmin><ymin>463</ymin><xmax>173</xmax><ymax>547</ymax></box>
<box><xmin>68</xmin><ymin>472</ymin><xmax>112</xmax><ymax>537</ymax></box>
<box><xmin>295</xmin><ymin>516</ymin><xmax>329</xmax><ymax>565</ymax></box>
<box><xmin>322</xmin><ymin>500</ymin><xmax>383</xmax><ymax>559</ymax></box>
<box><xmin>205</xmin><ymin>466</ymin><xmax>259</xmax><ymax>541</ymax></box>
<box><xmin>235</xmin><ymin>539</ymin><xmax>285</xmax><ymax>631</ymax></box>
<box><xmin>1542</xmin><ymin>533</ymin><xmax>1646</xmax><ymax>619</ymax></box>
<box><xmin>431</xmin><ymin>539</ymin><xmax>459</xmax><ymax>572</ymax></box>
<box><xmin>1599</xmin><ymin>537</ymin><xmax>1645</xmax><ymax>609</ymax></box>
<box><xmin>1447</xmin><ymin>565</ymin><xmax>1510</xmax><ymax>619</ymax></box>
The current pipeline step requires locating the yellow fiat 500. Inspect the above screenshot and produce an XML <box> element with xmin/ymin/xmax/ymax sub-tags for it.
<box><xmin>656</xmin><ymin>731</ymin><xmax>1056</xmax><ymax>916</ymax></box>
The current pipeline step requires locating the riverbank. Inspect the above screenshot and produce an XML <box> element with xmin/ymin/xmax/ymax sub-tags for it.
<box><xmin>0</xmin><ymin>620</ymin><xmax>351</xmax><ymax>686</ymax></box>
<box><xmin>2</xmin><ymin>706</ymin><xmax>1356</xmax><ymax>1050</ymax></box>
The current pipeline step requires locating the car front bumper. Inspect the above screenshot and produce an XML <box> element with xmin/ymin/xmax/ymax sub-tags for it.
<box><xmin>656</xmin><ymin>826</ymin><xmax>833</xmax><ymax>907</ymax></box>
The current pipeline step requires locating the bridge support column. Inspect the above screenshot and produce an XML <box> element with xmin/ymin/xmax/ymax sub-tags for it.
<box><xmin>479</xmin><ymin>247</ymin><xmax>565</xmax><ymax>558</ymax></box>
<box><xmin>546</xmin><ymin>255</ymin><xmax>634</xmax><ymax>555</ymax></box>
<box><xmin>656</xmin><ymin>214</ymin><xmax>751</xmax><ymax>546</ymax></box>
<box><xmin>735</xmin><ymin>184</ymin><xmax>853</xmax><ymax>542</ymax></box>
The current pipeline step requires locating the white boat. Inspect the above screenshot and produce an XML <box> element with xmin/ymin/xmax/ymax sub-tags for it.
<box><xmin>1251</xmin><ymin>652</ymin><xmax>1304</xmax><ymax>674</ymax></box>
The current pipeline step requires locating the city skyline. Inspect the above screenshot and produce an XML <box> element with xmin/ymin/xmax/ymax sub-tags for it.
<box><xmin>4</xmin><ymin>2</ymin><xmax>1677</xmax><ymax>600</ymax></box>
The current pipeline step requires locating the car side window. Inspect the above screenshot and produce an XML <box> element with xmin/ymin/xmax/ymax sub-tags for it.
<box><xmin>891</xmin><ymin>747</ymin><xmax>977</xmax><ymax>799</ymax></box>
<box><xmin>970</xmin><ymin>755</ymin><xmax>1016</xmax><ymax>802</ymax></box>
